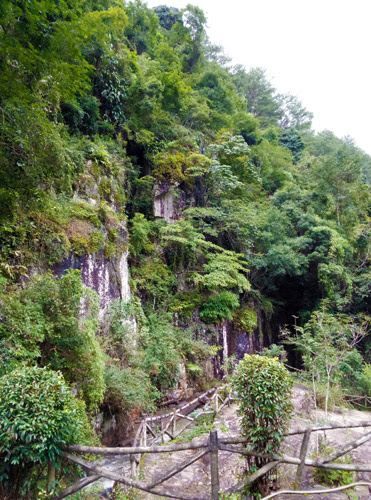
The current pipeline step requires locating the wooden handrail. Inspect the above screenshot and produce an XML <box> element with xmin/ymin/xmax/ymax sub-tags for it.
<box><xmin>60</xmin><ymin>426</ymin><xmax>371</xmax><ymax>500</ymax></box>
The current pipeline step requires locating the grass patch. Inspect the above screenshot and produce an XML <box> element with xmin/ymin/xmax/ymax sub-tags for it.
<box><xmin>171</xmin><ymin>413</ymin><xmax>215</xmax><ymax>443</ymax></box>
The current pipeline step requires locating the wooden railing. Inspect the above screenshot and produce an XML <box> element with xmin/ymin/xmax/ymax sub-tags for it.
<box><xmin>130</xmin><ymin>384</ymin><xmax>233</xmax><ymax>477</ymax></box>
<box><xmin>345</xmin><ymin>394</ymin><xmax>371</xmax><ymax>409</ymax></box>
<box><xmin>58</xmin><ymin>420</ymin><xmax>371</xmax><ymax>500</ymax></box>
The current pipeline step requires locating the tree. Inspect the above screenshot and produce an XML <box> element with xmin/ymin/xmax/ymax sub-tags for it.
<box><xmin>232</xmin><ymin>67</ymin><xmax>281</xmax><ymax>127</ymax></box>
<box><xmin>124</xmin><ymin>0</ymin><xmax>159</xmax><ymax>55</ymax></box>
<box><xmin>0</xmin><ymin>366</ymin><xmax>91</xmax><ymax>499</ymax></box>
<box><xmin>278</xmin><ymin>93</ymin><xmax>313</xmax><ymax>131</ymax></box>
<box><xmin>307</xmin><ymin>137</ymin><xmax>370</xmax><ymax>232</ymax></box>
<box><xmin>282</xmin><ymin>306</ymin><xmax>369</xmax><ymax>416</ymax></box>
<box><xmin>161</xmin><ymin>217</ymin><xmax>250</xmax><ymax>294</ymax></box>
<box><xmin>153</xmin><ymin>5</ymin><xmax>182</xmax><ymax>30</ymax></box>
<box><xmin>180</xmin><ymin>4</ymin><xmax>207</xmax><ymax>71</ymax></box>
<box><xmin>233</xmin><ymin>355</ymin><xmax>293</xmax><ymax>495</ymax></box>
<box><xmin>279</xmin><ymin>127</ymin><xmax>304</xmax><ymax>163</ymax></box>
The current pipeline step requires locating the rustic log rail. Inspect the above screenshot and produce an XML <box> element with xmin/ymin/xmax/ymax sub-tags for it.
<box><xmin>58</xmin><ymin>420</ymin><xmax>371</xmax><ymax>500</ymax></box>
<box><xmin>345</xmin><ymin>394</ymin><xmax>371</xmax><ymax>409</ymax></box>
<box><xmin>130</xmin><ymin>384</ymin><xmax>233</xmax><ymax>477</ymax></box>
<box><xmin>284</xmin><ymin>363</ymin><xmax>371</xmax><ymax>410</ymax></box>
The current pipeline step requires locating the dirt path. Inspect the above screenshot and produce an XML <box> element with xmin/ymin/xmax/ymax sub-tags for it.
<box><xmin>116</xmin><ymin>385</ymin><xmax>371</xmax><ymax>499</ymax></box>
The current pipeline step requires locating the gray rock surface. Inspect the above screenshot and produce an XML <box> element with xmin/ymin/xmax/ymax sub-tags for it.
<box><xmin>111</xmin><ymin>384</ymin><xmax>371</xmax><ymax>499</ymax></box>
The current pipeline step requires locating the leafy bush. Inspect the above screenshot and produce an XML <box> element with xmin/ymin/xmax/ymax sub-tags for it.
<box><xmin>313</xmin><ymin>445</ymin><xmax>354</xmax><ymax>487</ymax></box>
<box><xmin>0</xmin><ymin>270</ymin><xmax>105</xmax><ymax>409</ymax></box>
<box><xmin>233</xmin><ymin>306</ymin><xmax>258</xmax><ymax>333</ymax></box>
<box><xmin>233</xmin><ymin>355</ymin><xmax>293</xmax><ymax>452</ymax></box>
<box><xmin>315</xmin><ymin>383</ymin><xmax>346</xmax><ymax>411</ymax></box>
<box><xmin>170</xmin><ymin>290</ymin><xmax>202</xmax><ymax>319</ymax></box>
<box><xmin>0</xmin><ymin>366</ymin><xmax>92</xmax><ymax>499</ymax></box>
<box><xmin>358</xmin><ymin>364</ymin><xmax>371</xmax><ymax>396</ymax></box>
<box><xmin>233</xmin><ymin>355</ymin><xmax>293</xmax><ymax>495</ymax></box>
<box><xmin>194</xmin><ymin>251</ymin><xmax>250</xmax><ymax>292</ymax></box>
<box><xmin>131</xmin><ymin>257</ymin><xmax>177</xmax><ymax>303</ymax></box>
<box><xmin>140</xmin><ymin>314</ymin><xmax>211</xmax><ymax>391</ymax></box>
<box><xmin>261</xmin><ymin>343</ymin><xmax>287</xmax><ymax>360</ymax></box>
<box><xmin>129</xmin><ymin>213</ymin><xmax>154</xmax><ymax>258</ymax></box>
<box><xmin>104</xmin><ymin>365</ymin><xmax>157</xmax><ymax>413</ymax></box>
<box><xmin>200</xmin><ymin>291</ymin><xmax>239</xmax><ymax>324</ymax></box>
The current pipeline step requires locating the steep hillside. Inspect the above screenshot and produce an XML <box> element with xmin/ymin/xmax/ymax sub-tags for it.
<box><xmin>1</xmin><ymin>1</ymin><xmax>371</xmax><ymax>498</ymax></box>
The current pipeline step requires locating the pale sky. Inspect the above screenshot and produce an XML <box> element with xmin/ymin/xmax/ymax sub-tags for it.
<box><xmin>145</xmin><ymin>0</ymin><xmax>371</xmax><ymax>155</ymax></box>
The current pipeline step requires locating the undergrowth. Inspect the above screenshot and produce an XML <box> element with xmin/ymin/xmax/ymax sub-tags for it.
<box><xmin>170</xmin><ymin>413</ymin><xmax>215</xmax><ymax>443</ymax></box>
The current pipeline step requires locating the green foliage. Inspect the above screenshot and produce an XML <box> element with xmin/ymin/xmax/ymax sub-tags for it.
<box><xmin>132</xmin><ymin>257</ymin><xmax>177</xmax><ymax>303</ymax></box>
<box><xmin>129</xmin><ymin>213</ymin><xmax>154</xmax><ymax>258</ymax></box>
<box><xmin>193</xmin><ymin>251</ymin><xmax>250</xmax><ymax>292</ymax></box>
<box><xmin>162</xmin><ymin>217</ymin><xmax>250</xmax><ymax>293</ymax></box>
<box><xmin>356</xmin><ymin>363</ymin><xmax>371</xmax><ymax>397</ymax></box>
<box><xmin>172</xmin><ymin>413</ymin><xmax>215</xmax><ymax>443</ymax></box>
<box><xmin>261</xmin><ymin>343</ymin><xmax>286</xmax><ymax>360</ymax></box>
<box><xmin>278</xmin><ymin>93</ymin><xmax>313</xmax><ymax>131</ymax></box>
<box><xmin>282</xmin><ymin>306</ymin><xmax>369</xmax><ymax>415</ymax></box>
<box><xmin>233</xmin><ymin>307</ymin><xmax>258</xmax><ymax>333</ymax></box>
<box><xmin>200</xmin><ymin>291</ymin><xmax>239</xmax><ymax>324</ymax></box>
<box><xmin>104</xmin><ymin>300</ymin><xmax>211</xmax><ymax>408</ymax></box>
<box><xmin>140</xmin><ymin>314</ymin><xmax>210</xmax><ymax>391</ymax></box>
<box><xmin>170</xmin><ymin>290</ymin><xmax>202</xmax><ymax>319</ymax></box>
<box><xmin>153</xmin><ymin>6</ymin><xmax>182</xmax><ymax>31</ymax></box>
<box><xmin>0</xmin><ymin>366</ymin><xmax>92</xmax><ymax>499</ymax></box>
<box><xmin>250</xmin><ymin>139</ymin><xmax>294</xmax><ymax>193</ymax></box>
<box><xmin>233</xmin><ymin>355</ymin><xmax>293</xmax><ymax>495</ymax></box>
<box><xmin>233</xmin><ymin>355</ymin><xmax>293</xmax><ymax>454</ymax></box>
<box><xmin>313</xmin><ymin>445</ymin><xmax>354</xmax><ymax>487</ymax></box>
<box><xmin>152</xmin><ymin>149</ymin><xmax>211</xmax><ymax>184</ymax></box>
<box><xmin>1</xmin><ymin>0</ymin><xmax>371</xmax><ymax>496</ymax></box>
<box><xmin>314</xmin><ymin>382</ymin><xmax>346</xmax><ymax>411</ymax></box>
<box><xmin>233</xmin><ymin>67</ymin><xmax>281</xmax><ymax>127</ymax></box>
<box><xmin>219</xmin><ymin>493</ymin><xmax>241</xmax><ymax>500</ymax></box>
<box><xmin>71</xmin><ymin>228</ymin><xmax>105</xmax><ymax>255</ymax></box>
<box><xmin>279</xmin><ymin>128</ymin><xmax>304</xmax><ymax>163</ymax></box>
<box><xmin>104</xmin><ymin>365</ymin><xmax>156</xmax><ymax>413</ymax></box>
<box><xmin>0</xmin><ymin>270</ymin><xmax>105</xmax><ymax>409</ymax></box>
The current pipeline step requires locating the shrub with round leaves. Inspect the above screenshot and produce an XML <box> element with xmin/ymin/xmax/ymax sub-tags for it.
<box><xmin>0</xmin><ymin>366</ymin><xmax>91</xmax><ymax>496</ymax></box>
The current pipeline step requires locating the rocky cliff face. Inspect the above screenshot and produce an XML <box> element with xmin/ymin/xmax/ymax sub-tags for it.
<box><xmin>153</xmin><ymin>181</ymin><xmax>194</xmax><ymax>222</ymax></box>
<box><xmin>219</xmin><ymin>320</ymin><xmax>263</xmax><ymax>372</ymax></box>
<box><xmin>54</xmin><ymin>164</ymin><xmax>133</xmax><ymax>323</ymax></box>
<box><xmin>55</xmin><ymin>234</ymin><xmax>130</xmax><ymax>321</ymax></box>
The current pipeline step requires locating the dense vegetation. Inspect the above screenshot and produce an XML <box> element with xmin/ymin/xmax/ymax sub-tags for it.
<box><xmin>233</xmin><ymin>355</ymin><xmax>293</xmax><ymax>496</ymax></box>
<box><xmin>0</xmin><ymin>0</ymin><xmax>370</xmax><ymax>497</ymax></box>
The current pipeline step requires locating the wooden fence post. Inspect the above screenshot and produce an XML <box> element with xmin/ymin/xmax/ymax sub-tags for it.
<box><xmin>295</xmin><ymin>427</ymin><xmax>312</xmax><ymax>489</ymax></box>
<box><xmin>161</xmin><ymin>418</ymin><xmax>164</xmax><ymax>444</ymax></box>
<box><xmin>143</xmin><ymin>417</ymin><xmax>147</xmax><ymax>447</ymax></box>
<box><xmin>130</xmin><ymin>454</ymin><xmax>136</xmax><ymax>478</ymax></box>
<box><xmin>172</xmin><ymin>408</ymin><xmax>177</xmax><ymax>436</ymax></box>
<box><xmin>209</xmin><ymin>430</ymin><xmax>220</xmax><ymax>499</ymax></box>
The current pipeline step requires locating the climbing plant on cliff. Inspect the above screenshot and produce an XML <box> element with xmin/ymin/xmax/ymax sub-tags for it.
<box><xmin>233</xmin><ymin>355</ymin><xmax>293</xmax><ymax>496</ymax></box>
